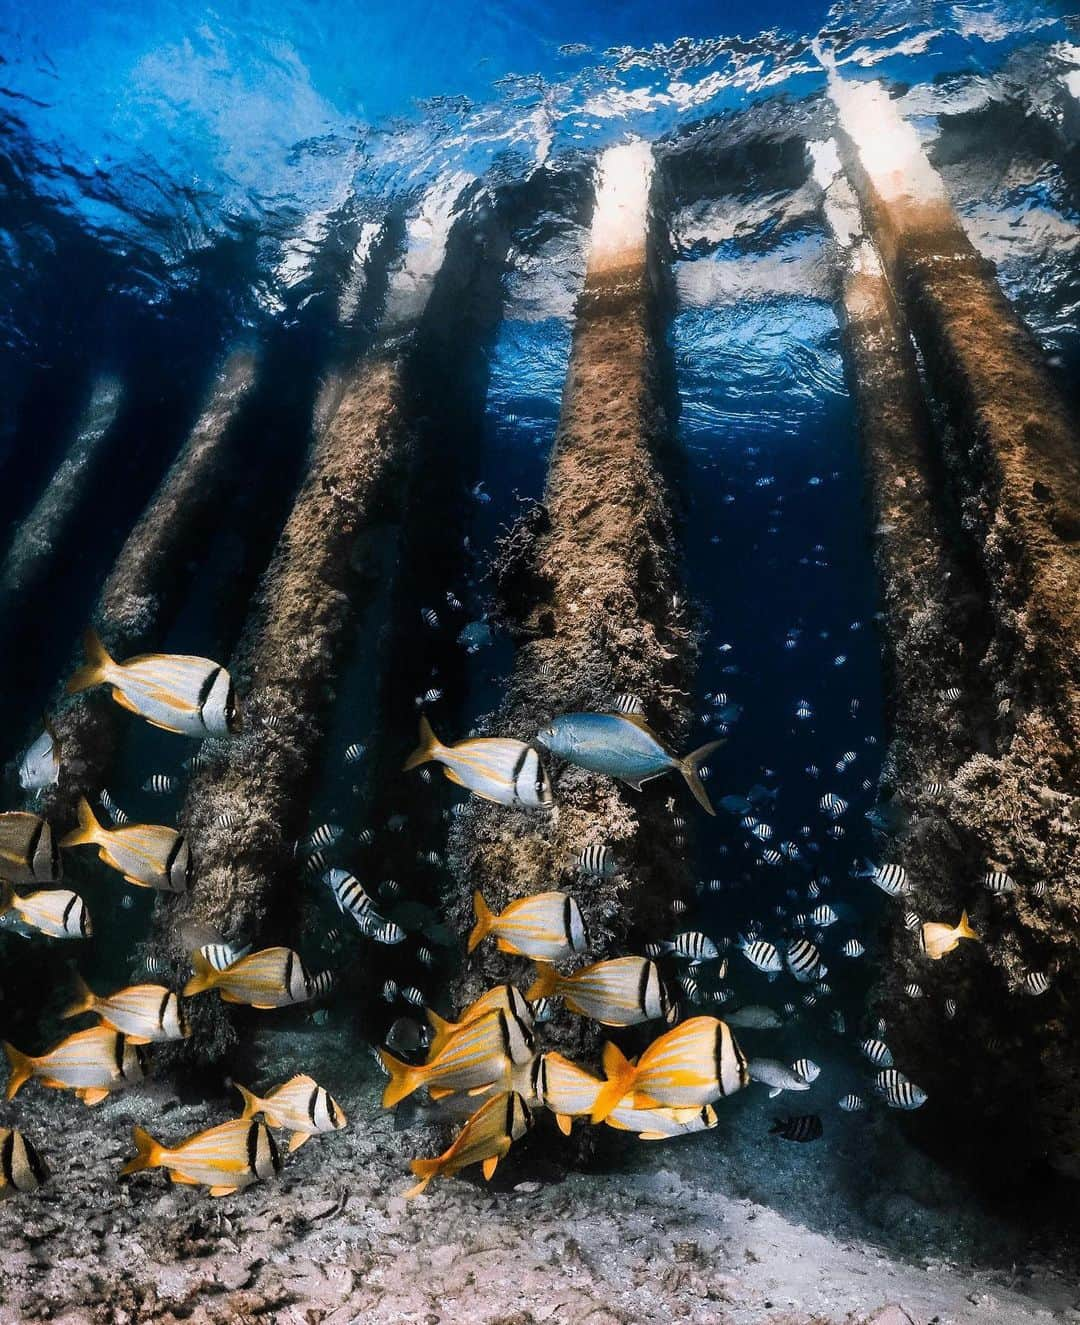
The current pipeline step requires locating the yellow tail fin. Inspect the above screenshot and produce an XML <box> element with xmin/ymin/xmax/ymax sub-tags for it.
<box><xmin>3</xmin><ymin>1042</ymin><xmax>35</xmax><ymax>1101</ymax></box>
<box><xmin>120</xmin><ymin>1125</ymin><xmax>163</xmax><ymax>1176</ymax></box>
<box><xmin>468</xmin><ymin>891</ymin><xmax>496</xmax><ymax>954</ymax></box>
<box><xmin>66</xmin><ymin>627</ymin><xmax>115</xmax><ymax>696</ymax></box>
<box><xmin>59</xmin><ymin>796</ymin><xmax>103</xmax><ymax>849</ymax></box>
<box><xmin>590</xmin><ymin>1041</ymin><xmax>637</xmax><ymax>1124</ymax></box>
<box><xmin>426</xmin><ymin>1009</ymin><xmax>458</xmax><ymax>1056</ymax></box>
<box><xmin>679</xmin><ymin>740</ymin><xmax>725</xmax><ymax>816</ymax></box>
<box><xmin>404</xmin><ymin>1156</ymin><xmax>441</xmax><ymax>1198</ymax></box>
<box><xmin>957</xmin><ymin>910</ymin><xmax>979</xmax><ymax>941</ymax></box>
<box><xmin>61</xmin><ymin>972</ymin><xmax>96</xmax><ymax>1020</ymax></box>
<box><xmin>403</xmin><ymin>714</ymin><xmax>443</xmax><ymax>772</ymax></box>
<box><xmin>182</xmin><ymin>950</ymin><xmax>220</xmax><ymax>997</ymax></box>
<box><xmin>379</xmin><ymin>1049</ymin><xmax>422</xmax><ymax>1109</ymax></box>
<box><xmin>233</xmin><ymin>1082</ymin><xmax>262</xmax><ymax>1119</ymax></box>
<box><xmin>525</xmin><ymin>962</ymin><xmax>559</xmax><ymax>1002</ymax></box>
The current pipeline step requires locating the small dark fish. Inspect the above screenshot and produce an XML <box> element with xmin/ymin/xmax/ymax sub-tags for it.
<box><xmin>770</xmin><ymin>1114</ymin><xmax>822</xmax><ymax>1142</ymax></box>
<box><xmin>142</xmin><ymin>774</ymin><xmax>178</xmax><ymax>796</ymax></box>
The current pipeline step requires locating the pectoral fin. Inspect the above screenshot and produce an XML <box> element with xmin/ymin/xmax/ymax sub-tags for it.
<box><xmin>79</xmin><ymin>1087</ymin><xmax>111</xmax><ymax>1106</ymax></box>
<box><xmin>481</xmin><ymin>1156</ymin><xmax>499</xmax><ymax>1181</ymax></box>
<box><xmin>288</xmin><ymin>1131</ymin><xmax>311</xmax><ymax>1153</ymax></box>
<box><xmin>556</xmin><ymin>1114</ymin><xmax>573</xmax><ymax>1136</ymax></box>
<box><xmin>209</xmin><ymin>1185</ymin><xmax>239</xmax><ymax>1197</ymax></box>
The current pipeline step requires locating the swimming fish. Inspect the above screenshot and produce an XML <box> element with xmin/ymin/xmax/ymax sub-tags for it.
<box><xmin>606</xmin><ymin>1101</ymin><xmax>719</xmax><ymax>1141</ymax></box>
<box><xmin>0</xmin><ymin>882</ymin><xmax>90</xmax><ymax>939</ymax></box>
<box><xmin>100</xmin><ymin>789</ymin><xmax>131</xmax><ymax>826</ymax></box>
<box><xmin>591</xmin><ymin>1015</ymin><xmax>748</xmax><ymax>1122</ymax></box>
<box><xmin>122</xmin><ymin>1119</ymin><xmax>280</xmax><ymax>1196</ymax></box>
<box><xmin>0</xmin><ymin>1128</ymin><xmax>48</xmax><ymax>1194</ymax></box>
<box><xmin>183</xmin><ymin>947</ymin><xmax>314</xmax><ymax>1008</ymax></box>
<box><xmin>18</xmin><ymin>725</ymin><xmax>60</xmax><ymax>794</ymax></box>
<box><xmin>853</xmin><ymin>859</ymin><xmax>910</xmax><ymax>897</ymax></box>
<box><xmin>841</xmin><ymin>939</ymin><xmax>865</xmax><ymax>959</ymax></box>
<box><xmin>404</xmin><ymin>1091</ymin><xmax>532</xmax><ymax>1198</ymax></box>
<box><xmin>770</xmin><ymin>1114</ymin><xmax>822</xmax><ymax>1142</ymax></box>
<box><xmin>736</xmin><ymin>936</ymin><xmax>782</xmax><ymax>979</ymax></box>
<box><xmin>749</xmin><ymin>1058</ymin><xmax>811</xmax><ymax>1099</ymax></box>
<box><xmin>983</xmin><ymin>870</ymin><xmax>1017</xmax><ymax>895</ymax></box>
<box><xmin>574</xmin><ymin>845</ymin><xmax>620</xmax><ymax>877</ymax></box>
<box><xmin>66</xmin><ymin>629</ymin><xmax>240</xmax><ymax>737</ymax></box>
<box><xmin>379</xmin><ymin>1008</ymin><xmax>534</xmax><ymax>1109</ymax></box>
<box><xmin>860</xmin><ymin>1038</ymin><xmax>894</xmax><ymax>1067</ymax></box>
<box><xmin>62</xmin><ymin>974</ymin><xmax>188</xmax><ymax>1042</ymax></box>
<box><xmin>874</xmin><ymin>1069</ymin><xmax>927</xmax><ymax>1110</ymax></box>
<box><xmin>920</xmin><ymin>912</ymin><xmax>978</xmax><ymax>961</ymax></box>
<box><xmin>535</xmin><ymin>713</ymin><xmax>722</xmax><ymax>815</ymax></box>
<box><xmin>526</xmin><ymin>957</ymin><xmax>673</xmax><ymax>1027</ymax></box>
<box><xmin>4</xmin><ymin>1026</ymin><xmax>144</xmax><ymax>1105</ymax></box>
<box><xmin>468</xmin><ymin>890</ymin><xmax>587</xmax><ymax>961</ymax></box>
<box><xmin>323</xmin><ymin>868</ymin><xmax>384</xmax><ymax>935</ymax></box>
<box><xmin>1024</xmin><ymin>971</ymin><xmax>1051</xmax><ymax>996</ymax></box>
<box><xmin>662</xmin><ymin>932</ymin><xmax>718</xmax><ymax>962</ymax></box>
<box><xmin>0</xmin><ymin>812</ymin><xmax>61</xmax><ymax>884</ymax></box>
<box><xmin>792</xmin><ymin>1058</ymin><xmax>820</xmax><ymax>1083</ymax></box>
<box><xmin>404</xmin><ymin>716</ymin><xmax>552</xmax><ymax>810</ymax></box>
<box><xmin>60</xmin><ymin>798</ymin><xmax>188</xmax><ymax>893</ymax></box>
<box><xmin>839</xmin><ymin>1094</ymin><xmax>866</xmax><ymax>1112</ymax></box>
<box><xmin>534</xmin><ymin>1052</ymin><xmax>605</xmax><ymax>1133</ymax></box>
<box><xmin>142</xmin><ymin>774</ymin><xmax>178</xmax><ymax>795</ymax></box>
<box><xmin>785</xmin><ymin>938</ymin><xmax>820</xmax><ymax>983</ymax></box>
<box><xmin>819</xmin><ymin>793</ymin><xmax>847</xmax><ymax>820</ymax></box>
<box><xmin>299</xmin><ymin>824</ymin><xmax>343</xmax><ymax>853</ymax></box>
<box><xmin>426</xmin><ymin>986</ymin><xmax>534</xmax><ymax>1057</ymax></box>
<box><xmin>234</xmin><ymin>1074</ymin><xmax>346</xmax><ymax>1151</ymax></box>
<box><xmin>725</xmin><ymin>1005</ymin><xmax>782</xmax><ymax>1029</ymax></box>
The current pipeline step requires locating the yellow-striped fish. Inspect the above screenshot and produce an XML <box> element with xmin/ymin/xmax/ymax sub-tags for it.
<box><xmin>426</xmin><ymin>984</ymin><xmax>533</xmax><ymax>1057</ymax></box>
<box><xmin>234</xmin><ymin>1075</ymin><xmax>346</xmax><ymax>1151</ymax></box>
<box><xmin>468</xmin><ymin>890</ymin><xmax>587</xmax><ymax>961</ymax></box>
<box><xmin>379</xmin><ymin>1008</ymin><xmax>534</xmax><ymax>1109</ymax></box>
<box><xmin>121</xmin><ymin>1119</ymin><xmax>280</xmax><ymax>1197</ymax></box>
<box><xmin>405</xmin><ymin>1091</ymin><xmax>532</xmax><ymax>1198</ymax></box>
<box><xmin>526</xmin><ymin>957</ymin><xmax>673</xmax><ymax>1027</ymax></box>
<box><xmin>183</xmin><ymin>947</ymin><xmax>313</xmax><ymax>1009</ymax></box>
<box><xmin>4</xmin><ymin>1026</ymin><xmax>144</xmax><ymax>1106</ymax></box>
<box><xmin>60</xmin><ymin>797</ymin><xmax>188</xmax><ymax>893</ymax></box>
<box><xmin>590</xmin><ymin>1015</ymin><xmax>749</xmax><ymax>1122</ymax></box>
<box><xmin>921</xmin><ymin>911</ymin><xmax>979</xmax><ymax>961</ymax></box>
<box><xmin>67</xmin><ymin>628</ymin><xmax>240</xmax><ymax>737</ymax></box>
<box><xmin>534</xmin><ymin>1051</ymin><xmax>604</xmax><ymax>1135</ymax></box>
<box><xmin>0</xmin><ymin>881</ymin><xmax>91</xmax><ymax>939</ymax></box>
<box><xmin>404</xmin><ymin>716</ymin><xmax>552</xmax><ymax>810</ymax></box>
<box><xmin>0</xmin><ymin>811</ymin><xmax>60</xmax><ymax>884</ymax></box>
<box><xmin>61</xmin><ymin>974</ymin><xmax>188</xmax><ymax>1043</ymax></box>
<box><xmin>0</xmin><ymin>1128</ymin><xmax>49</xmax><ymax>1194</ymax></box>
<box><xmin>605</xmin><ymin>1101</ymin><xmax>719</xmax><ymax>1141</ymax></box>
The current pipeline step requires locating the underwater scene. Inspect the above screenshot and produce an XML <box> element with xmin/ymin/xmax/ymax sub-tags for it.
<box><xmin>1</xmin><ymin>0</ymin><xmax>1079</xmax><ymax>1320</ymax></box>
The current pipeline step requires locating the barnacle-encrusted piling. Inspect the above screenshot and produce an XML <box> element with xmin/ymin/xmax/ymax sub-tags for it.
<box><xmin>828</xmin><ymin>71</ymin><xmax>1080</xmax><ymax>1178</ymax></box>
<box><xmin>32</xmin><ymin>351</ymin><xmax>256</xmax><ymax>826</ymax></box>
<box><xmin>445</xmin><ymin>144</ymin><xmax>697</xmax><ymax>1108</ymax></box>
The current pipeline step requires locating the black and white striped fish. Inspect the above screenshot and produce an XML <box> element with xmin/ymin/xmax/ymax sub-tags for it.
<box><xmin>100</xmin><ymin>789</ymin><xmax>130</xmax><ymax>827</ymax></box>
<box><xmin>182</xmin><ymin>750</ymin><xmax>210</xmax><ymax>775</ymax></box>
<box><xmin>307</xmin><ymin>971</ymin><xmax>334</xmax><ymax>1000</ymax></box>
<box><xmin>854</xmin><ymin>859</ymin><xmax>910</xmax><ymax>897</ymax></box>
<box><xmin>838</xmin><ymin>1094</ymin><xmax>865</xmax><ymax>1113</ymax></box>
<box><xmin>940</xmin><ymin>687</ymin><xmax>962</xmax><ymax>703</ymax></box>
<box><xmin>750</xmin><ymin>823</ymin><xmax>773</xmax><ymax>841</ymax></box>
<box><xmin>323</xmin><ymin>869</ymin><xmax>380</xmax><ymax>931</ymax></box>
<box><xmin>663</xmin><ymin>932</ymin><xmax>718</xmax><ymax>962</ymax></box>
<box><xmin>611</xmin><ymin>693</ymin><xmax>646</xmax><ymax>717</ymax></box>
<box><xmin>401</xmin><ymin>986</ymin><xmax>426</xmax><ymax>1008</ymax></box>
<box><xmin>420</xmin><ymin>608</ymin><xmax>439</xmax><ymax>629</ymax></box>
<box><xmin>575</xmin><ymin>845</ymin><xmax>620</xmax><ymax>878</ymax></box>
<box><xmin>215</xmin><ymin>810</ymin><xmax>242</xmax><ymax>829</ymax></box>
<box><xmin>983</xmin><ymin>870</ymin><xmax>1017</xmax><ymax>895</ymax></box>
<box><xmin>903</xmin><ymin>911</ymin><xmax>922</xmax><ymax>932</ymax></box>
<box><xmin>826</xmin><ymin>825</ymin><xmax>845</xmax><ymax>840</ymax></box>
<box><xmin>800</xmin><ymin>992</ymin><xmax>817</xmax><ymax>1008</ymax></box>
<box><xmin>760</xmin><ymin>849</ymin><xmax>783</xmax><ymax>867</ymax></box>
<box><xmin>415</xmin><ymin>688</ymin><xmax>443</xmax><ymax>707</ymax></box>
<box><xmin>785</xmin><ymin>938</ymin><xmax>820</xmax><ymax>983</ymax></box>
<box><xmin>904</xmin><ymin>983</ymin><xmax>924</xmax><ymax>999</ymax></box>
<box><xmin>737</xmin><ymin>936</ymin><xmax>782</xmax><ymax>978</ymax></box>
<box><xmin>820</xmin><ymin>794</ymin><xmax>847</xmax><ymax>820</ymax></box>
<box><xmin>809</xmin><ymin>905</ymin><xmax>837</xmax><ymax>928</ymax></box>
<box><xmin>944</xmin><ymin>998</ymin><xmax>958</xmax><ymax>1019</ymax></box>
<box><xmin>1024</xmin><ymin>971</ymin><xmax>1051</xmax><ymax>996</ymax></box>
<box><xmin>874</xmin><ymin>1068</ymin><xmax>927</xmax><ymax>1109</ymax></box>
<box><xmin>795</xmin><ymin>700</ymin><xmax>813</xmax><ymax>721</ymax></box>
<box><xmin>770</xmin><ymin>1114</ymin><xmax>822</xmax><ymax>1142</ymax></box>
<box><xmin>372</xmin><ymin>920</ymin><xmax>406</xmax><ymax>945</ymax></box>
<box><xmin>792</xmin><ymin>1058</ymin><xmax>820</xmax><ymax>1083</ymax></box>
<box><xmin>300</xmin><ymin>824</ymin><xmax>344</xmax><ymax>854</ymax></box>
<box><xmin>379</xmin><ymin>879</ymin><xmax>401</xmax><ymax>901</ymax></box>
<box><xmin>344</xmin><ymin>743</ymin><xmax>366</xmax><ymax>765</ymax></box>
<box><xmin>142</xmin><ymin>774</ymin><xmax>178</xmax><ymax>796</ymax></box>
<box><xmin>382</xmin><ymin>980</ymin><xmax>398</xmax><ymax>1003</ymax></box>
<box><xmin>860</xmin><ymin>1038</ymin><xmax>893</xmax><ymax>1067</ymax></box>
<box><xmin>304</xmin><ymin>851</ymin><xmax>330</xmax><ymax>877</ymax></box>
<box><xmin>922</xmin><ymin>780</ymin><xmax>946</xmax><ymax>798</ymax></box>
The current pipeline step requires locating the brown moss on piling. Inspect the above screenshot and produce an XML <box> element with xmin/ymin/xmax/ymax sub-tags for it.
<box><xmin>838</xmin><ymin>148</ymin><xmax>1080</xmax><ymax>1178</ymax></box>
<box><xmin>445</xmin><ymin>230</ymin><xmax>698</xmax><ymax>1130</ymax></box>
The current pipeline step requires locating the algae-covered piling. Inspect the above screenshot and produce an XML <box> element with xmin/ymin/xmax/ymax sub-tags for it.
<box><xmin>445</xmin><ymin>144</ymin><xmax>696</xmax><ymax>1108</ymax></box>
<box><xmin>828</xmin><ymin>72</ymin><xmax>1080</xmax><ymax>1178</ymax></box>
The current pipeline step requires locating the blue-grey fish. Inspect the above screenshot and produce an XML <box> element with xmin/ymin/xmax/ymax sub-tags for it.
<box><xmin>749</xmin><ymin>1058</ymin><xmax>810</xmax><ymax>1098</ymax></box>
<box><xmin>535</xmin><ymin>713</ymin><xmax>722</xmax><ymax>815</ymax></box>
<box><xmin>18</xmin><ymin>725</ymin><xmax>60</xmax><ymax>793</ymax></box>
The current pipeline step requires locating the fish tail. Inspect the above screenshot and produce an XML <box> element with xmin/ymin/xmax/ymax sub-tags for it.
<box><xmin>467</xmin><ymin>891</ymin><xmax>496</xmax><ymax>954</ymax></box>
<box><xmin>60</xmin><ymin>972</ymin><xmax>96</xmax><ymax>1020</ymax></box>
<box><xmin>120</xmin><ymin>1126</ymin><xmax>164</xmax><ymax>1175</ymax></box>
<box><xmin>379</xmin><ymin>1050</ymin><xmax>421</xmax><ymax>1109</ymax></box>
<box><xmin>403</xmin><ymin>715</ymin><xmax>443</xmax><ymax>772</ymax></box>
<box><xmin>66</xmin><ymin>627</ymin><xmax>115</xmax><ymax>695</ymax></box>
<box><xmin>182</xmin><ymin>950</ymin><xmax>220</xmax><ymax>997</ymax></box>
<box><xmin>59</xmin><ymin>796</ymin><xmax>103</xmax><ymax>849</ymax></box>
<box><xmin>3</xmin><ymin>1042</ymin><xmax>34</xmax><ymax>1100</ymax></box>
<box><xmin>525</xmin><ymin>962</ymin><xmax>558</xmax><ymax>1001</ymax></box>
<box><xmin>957</xmin><ymin>910</ymin><xmax>979</xmax><ymax>941</ymax></box>
<box><xmin>404</xmin><ymin>1156</ymin><xmax>441</xmax><ymax>1198</ymax></box>
<box><xmin>679</xmin><ymin>741</ymin><xmax>725</xmax><ymax>816</ymax></box>
<box><xmin>233</xmin><ymin>1082</ymin><xmax>261</xmax><ymax>1119</ymax></box>
<box><xmin>426</xmin><ymin>1010</ymin><xmax>455</xmax><ymax>1051</ymax></box>
<box><xmin>590</xmin><ymin>1041</ymin><xmax>638</xmax><ymax>1124</ymax></box>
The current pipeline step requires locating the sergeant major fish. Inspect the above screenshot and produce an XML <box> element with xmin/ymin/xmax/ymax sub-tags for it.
<box><xmin>122</xmin><ymin>1119</ymin><xmax>280</xmax><ymax>1197</ymax></box>
<box><xmin>535</xmin><ymin>713</ymin><xmax>722</xmax><ymax>815</ymax></box>
<box><xmin>66</xmin><ymin>628</ymin><xmax>240</xmax><ymax>737</ymax></box>
<box><xmin>60</xmin><ymin>798</ymin><xmax>188</xmax><ymax>894</ymax></box>
<box><xmin>404</xmin><ymin>716</ymin><xmax>551</xmax><ymax>810</ymax></box>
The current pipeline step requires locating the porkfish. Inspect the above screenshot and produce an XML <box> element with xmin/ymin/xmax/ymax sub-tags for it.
<box><xmin>468</xmin><ymin>890</ymin><xmax>587</xmax><ymax>962</ymax></box>
<box><xmin>526</xmin><ymin>957</ymin><xmax>673</xmax><ymax>1027</ymax></box>
<box><xmin>379</xmin><ymin>1008</ymin><xmax>534</xmax><ymax>1109</ymax></box>
<box><xmin>405</xmin><ymin>1091</ymin><xmax>532</xmax><ymax>1198</ymax></box>
<box><xmin>4</xmin><ymin>1026</ymin><xmax>144</xmax><ymax>1106</ymax></box>
<box><xmin>590</xmin><ymin>1015</ymin><xmax>749</xmax><ymax>1123</ymax></box>
<box><xmin>921</xmin><ymin>912</ymin><xmax>979</xmax><ymax>961</ymax></box>
<box><xmin>122</xmin><ymin>1119</ymin><xmax>280</xmax><ymax>1197</ymax></box>
<box><xmin>60</xmin><ymin>797</ymin><xmax>189</xmax><ymax>893</ymax></box>
<box><xmin>534</xmin><ymin>1052</ymin><xmax>605</xmax><ymax>1135</ymax></box>
<box><xmin>605</xmin><ymin>1101</ymin><xmax>719</xmax><ymax>1141</ymax></box>
<box><xmin>0</xmin><ymin>1128</ymin><xmax>49</xmax><ymax>1194</ymax></box>
<box><xmin>404</xmin><ymin>716</ymin><xmax>552</xmax><ymax>810</ymax></box>
<box><xmin>426</xmin><ymin>985</ymin><xmax>534</xmax><ymax>1058</ymax></box>
<box><xmin>0</xmin><ymin>881</ymin><xmax>90</xmax><ymax>939</ymax></box>
<box><xmin>183</xmin><ymin>947</ymin><xmax>313</xmax><ymax>1009</ymax></box>
<box><xmin>0</xmin><ymin>812</ymin><xmax>61</xmax><ymax>884</ymax></box>
<box><xmin>535</xmin><ymin>712</ymin><xmax>723</xmax><ymax>815</ymax></box>
<box><xmin>234</xmin><ymin>1074</ymin><xmax>346</xmax><ymax>1151</ymax></box>
<box><xmin>66</xmin><ymin>627</ymin><xmax>240</xmax><ymax>738</ymax></box>
<box><xmin>62</xmin><ymin>974</ymin><xmax>188</xmax><ymax>1043</ymax></box>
